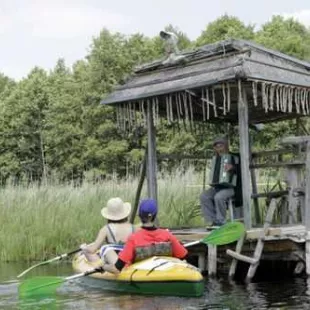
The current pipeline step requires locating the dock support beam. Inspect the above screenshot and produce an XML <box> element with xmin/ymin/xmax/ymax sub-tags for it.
<box><xmin>237</xmin><ymin>81</ymin><xmax>252</xmax><ymax>229</ymax></box>
<box><xmin>208</xmin><ymin>245</ymin><xmax>217</xmax><ymax>276</ymax></box>
<box><xmin>228</xmin><ymin>235</ymin><xmax>245</xmax><ymax>279</ymax></box>
<box><xmin>146</xmin><ymin>100</ymin><xmax>158</xmax><ymax>202</ymax></box>
<box><xmin>227</xmin><ymin>198</ymin><xmax>277</xmax><ymax>282</ymax></box>
<box><xmin>305</xmin><ymin>141</ymin><xmax>310</xmax><ymax>274</ymax></box>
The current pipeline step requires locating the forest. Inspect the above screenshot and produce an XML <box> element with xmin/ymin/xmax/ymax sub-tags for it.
<box><xmin>1</xmin><ymin>14</ymin><xmax>310</xmax><ymax>185</ymax></box>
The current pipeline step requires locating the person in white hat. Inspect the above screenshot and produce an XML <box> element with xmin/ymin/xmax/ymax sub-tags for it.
<box><xmin>80</xmin><ymin>197</ymin><xmax>136</xmax><ymax>263</ymax></box>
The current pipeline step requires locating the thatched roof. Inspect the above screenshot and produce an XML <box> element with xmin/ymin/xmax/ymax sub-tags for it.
<box><xmin>101</xmin><ymin>39</ymin><xmax>310</xmax><ymax>126</ymax></box>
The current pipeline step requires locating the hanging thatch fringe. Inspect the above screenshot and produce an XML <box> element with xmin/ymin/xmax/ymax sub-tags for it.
<box><xmin>227</xmin><ymin>82</ymin><xmax>231</xmax><ymax>112</ymax></box>
<box><xmin>169</xmin><ymin>94</ymin><xmax>174</xmax><ymax>123</ymax></box>
<box><xmin>187</xmin><ymin>91</ymin><xmax>194</xmax><ymax>126</ymax></box>
<box><xmin>201</xmin><ymin>88</ymin><xmax>213</xmax><ymax>120</ymax></box>
<box><xmin>305</xmin><ymin>90</ymin><xmax>310</xmax><ymax>114</ymax></box>
<box><xmin>201</xmin><ymin>88</ymin><xmax>206</xmax><ymax>121</ymax></box>
<box><xmin>114</xmin><ymin>80</ymin><xmax>310</xmax><ymax>133</ymax></box>
<box><xmin>222</xmin><ymin>84</ymin><xmax>226</xmax><ymax>115</ymax></box>
<box><xmin>252</xmin><ymin>81</ymin><xmax>258</xmax><ymax>107</ymax></box>
<box><xmin>262</xmin><ymin>82</ymin><xmax>269</xmax><ymax>112</ymax></box>
<box><xmin>269</xmin><ymin>84</ymin><xmax>275</xmax><ymax>111</ymax></box>
<box><xmin>176</xmin><ymin>93</ymin><xmax>181</xmax><ymax>124</ymax></box>
<box><xmin>295</xmin><ymin>88</ymin><xmax>300</xmax><ymax>114</ymax></box>
<box><xmin>212</xmin><ymin>87</ymin><xmax>218</xmax><ymax>117</ymax></box>
<box><xmin>256</xmin><ymin>80</ymin><xmax>310</xmax><ymax>115</ymax></box>
<box><xmin>288</xmin><ymin>87</ymin><xmax>293</xmax><ymax>113</ymax></box>
<box><xmin>165</xmin><ymin>96</ymin><xmax>170</xmax><ymax>124</ymax></box>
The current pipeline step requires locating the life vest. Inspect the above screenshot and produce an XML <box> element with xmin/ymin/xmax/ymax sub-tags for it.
<box><xmin>134</xmin><ymin>241</ymin><xmax>172</xmax><ymax>262</ymax></box>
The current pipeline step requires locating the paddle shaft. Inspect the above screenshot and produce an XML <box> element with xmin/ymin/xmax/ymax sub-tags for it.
<box><xmin>17</xmin><ymin>248</ymin><xmax>82</xmax><ymax>278</ymax></box>
<box><xmin>65</xmin><ymin>267</ymin><xmax>104</xmax><ymax>281</ymax></box>
<box><xmin>184</xmin><ymin>240</ymin><xmax>200</xmax><ymax>247</ymax></box>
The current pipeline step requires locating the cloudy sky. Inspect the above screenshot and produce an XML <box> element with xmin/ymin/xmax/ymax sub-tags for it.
<box><xmin>1</xmin><ymin>0</ymin><xmax>310</xmax><ymax>80</ymax></box>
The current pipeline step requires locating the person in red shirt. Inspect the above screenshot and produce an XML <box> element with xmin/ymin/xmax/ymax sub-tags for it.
<box><xmin>101</xmin><ymin>198</ymin><xmax>188</xmax><ymax>274</ymax></box>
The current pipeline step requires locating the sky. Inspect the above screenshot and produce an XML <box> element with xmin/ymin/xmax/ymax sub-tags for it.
<box><xmin>1</xmin><ymin>0</ymin><xmax>310</xmax><ymax>80</ymax></box>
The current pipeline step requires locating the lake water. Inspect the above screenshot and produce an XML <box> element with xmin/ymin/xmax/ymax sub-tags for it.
<box><xmin>1</xmin><ymin>261</ymin><xmax>310</xmax><ymax>309</ymax></box>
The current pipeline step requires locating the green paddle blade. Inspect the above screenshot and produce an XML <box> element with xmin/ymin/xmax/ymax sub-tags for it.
<box><xmin>203</xmin><ymin>222</ymin><xmax>245</xmax><ymax>246</ymax></box>
<box><xmin>19</xmin><ymin>276</ymin><xmax>65</xmax><ymax>297</ymax></box>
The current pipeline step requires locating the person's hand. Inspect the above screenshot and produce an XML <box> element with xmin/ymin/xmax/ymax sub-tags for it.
<box><xmin>224</xmin><ymin>163</ymin><xmax>233</xmax><ymax>171</ymax></box>
<box><xmin>80</xmin><ymin>243</ymin><xmax>88</xmax><ymax>251</ymax></box>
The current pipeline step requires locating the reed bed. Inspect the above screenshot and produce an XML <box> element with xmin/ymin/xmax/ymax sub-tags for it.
<box><xmin>0</xmin><ymin>166</ymin><xmax>281</xmax><ymax>262</ymax></box>
<box><xmin>0</xmin><ymin>167</ymin><xmax>203</xmax><ymax>261</ymax></box>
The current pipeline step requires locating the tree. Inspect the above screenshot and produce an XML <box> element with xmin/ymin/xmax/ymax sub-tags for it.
<box><xmin>196</xmin><ymin>15</ymin><xmax>255</xmax><ymax>46</ymax></box>
<box><xmin>255</xmin><ymin>15</ymin><xmax>310</xmax><ymax>60</ymax></box>
<box><xmin>0</xmin><ymin>68</ymin><xmax>50</xmax><ymax>183</ymax></box>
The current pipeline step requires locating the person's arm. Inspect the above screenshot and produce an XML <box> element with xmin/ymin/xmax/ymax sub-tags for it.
<box><xmin>83</xmin><ymin>227</ymin><xmax>107</xmax><ymax>253</ymax></box>
<box><xmin>103</xmin><ymin>259</ymin><xmax>126</xmax><ymax>274</ymax></box>
<box><xmin>102</xmin><ymin>237</ymin><xmax>135</xmax><ymax>274</ymax></box>
<box><xmin>169</xmin><ymin>233</ymin><xmax>188</xmax><ymax>259</ymax></box>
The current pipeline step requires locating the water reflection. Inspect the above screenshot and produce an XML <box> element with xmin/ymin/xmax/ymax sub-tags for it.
<box><xmin>2</xmin><ymin>262</ymin><xmax>310</xmax><ymax>309</ymax></box>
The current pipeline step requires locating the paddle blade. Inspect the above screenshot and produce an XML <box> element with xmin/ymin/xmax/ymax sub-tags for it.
<box><xmin>18</xmin><ymin>276</ymin><xmax>64</xmax><ymax>297</ymax></box>
<box><xmin>203</xmin><ymin>222</ymin><xmax>245</xmax><ymax>246</ymax></box>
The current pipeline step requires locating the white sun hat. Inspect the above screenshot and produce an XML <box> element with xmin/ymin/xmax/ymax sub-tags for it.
<box><xmin>101</xmin><ymin>197</ymin><xmax>131</xmax><ymax>221</ymax></box>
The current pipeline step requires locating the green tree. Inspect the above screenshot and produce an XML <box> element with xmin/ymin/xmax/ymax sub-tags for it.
<box><xmin>255</xmin><ymin>15</ymin><xmax>310</xmax><ymax>60</ymax></box>
<box><xmin>0</xmin><ymin>68</ymin><xmax>50</xmax><ymax>183</ymax></box>
<box><xmin>196</xmin><ymin>15</ymin><xmax>255</xmax><ymax>46</ymax></box>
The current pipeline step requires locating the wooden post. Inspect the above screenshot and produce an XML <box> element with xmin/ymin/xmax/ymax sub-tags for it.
<box><xmin>249</xmin><ymin>132</ymin><xmax>260</xmax><ymax>224</ymax></box>
<box><xmin>130</xmin><ymin>149</ymin><xmax>147</xmax><ymax>223</ymax></box>
<box><xmin>228</xmin><ymin>234</ymin><xmax>245</xmax><ymax>279</ymax></box>
<box><xmin>286</xmin><ymin>166</ymin><xmax>301</xmax><ymax>224</ymax></box>
<box><xmin>237</xmin><ymin>81</ymin><xmax>252</xmax><ymax>229</ymax></box>
<box><xmin>246</xmin><ymin>198</ymin><xmax>277</xmax><ymax>282</ymax></box>
<box><xmin>146</xmin><ymin>100</ymin><xmax>158</xmax><ymax>202</ymax></box>
<box><xmin>198</xmin><ymin>253</ymin><xmax>206</xmax><ymax>271</ymax></box>
<box><xmin>305</xmin><ymin>141</ymin><xmax>310</xmax><ymax>274</ymax></box>
<box><xmin>250</xmin><ymin>168</ymin><xmax>260</xmax><ymax>224</ymax></box>
<box><xmin>208</xmin><ymin>245</ymin><xmax>217</xmax><ymax>276</ymax></box>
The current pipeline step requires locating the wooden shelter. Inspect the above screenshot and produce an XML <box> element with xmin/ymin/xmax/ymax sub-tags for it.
<box><xmin>101</xmin><ymin>38</ymin><xmax>310</xmax><ymax>280</ymax></box>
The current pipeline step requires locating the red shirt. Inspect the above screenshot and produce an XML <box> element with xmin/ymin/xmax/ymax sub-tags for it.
<box><xmin>118</xmin><ymin>227</ymin><xmax>188</xmax><ymax>265</ymax></box>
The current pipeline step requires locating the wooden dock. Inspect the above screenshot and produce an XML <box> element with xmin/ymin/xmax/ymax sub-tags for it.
<box><xmin>172</xmin><ymin>223</ymin><xmax>307</xmax><ymax>281</ymax></box>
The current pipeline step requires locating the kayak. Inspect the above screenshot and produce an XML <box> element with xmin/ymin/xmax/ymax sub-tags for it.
<box><xmin>72</xmin><ymin>252</ymin><xmax>204</xmax><ymax>297</ymax></box>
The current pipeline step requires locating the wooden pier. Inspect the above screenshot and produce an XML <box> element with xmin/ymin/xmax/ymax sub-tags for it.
<box><xmin>173</xmin><ymin>221</ymin><xmax>307</xmax><ymax>281</ymax></box>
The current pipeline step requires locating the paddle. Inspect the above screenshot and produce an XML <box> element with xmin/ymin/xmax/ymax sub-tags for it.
<box><xmin>18</xmin><ymin>267</ymin><xmax>104</xmax><ymax>297</ymax></box>
<box><xmin>184</xmin><ymin>221</ymin><xmax>245</xmax><ymax>247</ymax></box>
<box><xmin>17</xmin><ymin>248</ymin><xmax>82</xmax><ymax>278</ymax></box>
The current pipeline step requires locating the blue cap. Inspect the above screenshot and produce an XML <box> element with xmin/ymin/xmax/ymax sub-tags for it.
<box><xmin>138</xmin><ymin>199</ymin><xmax>158</xmax><ymax>218</ymax></box>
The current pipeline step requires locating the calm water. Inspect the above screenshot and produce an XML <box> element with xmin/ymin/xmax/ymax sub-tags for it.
<box><xmin>1</xmin><ymin>261</ymin><xmax>310</xmax><ymax>309</ymax></box>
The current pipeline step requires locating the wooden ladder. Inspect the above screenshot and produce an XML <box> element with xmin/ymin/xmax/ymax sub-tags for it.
<box><xmin>226</xmin><ymin>198</ymin><xmax>277</xmax><ymax>282</ymax></box>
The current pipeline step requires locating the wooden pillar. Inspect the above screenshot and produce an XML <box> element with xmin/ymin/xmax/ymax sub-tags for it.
<box><xmin>146</xmin><ymin>100</ymin><xmax>158</xmax><ymax>202</ymax></box>
<box><xmin>304</xmin><ymin>141</ymin><xmax>310</xmax><ymax>230</ymax></box>
<box><xmin>228</xmin><ymin>234</ymin><xmax>245</xmax><ymax>279</ymax></box>
<box><xmin>208</xmin><ymin>245</ymin><xmax>217</xmax><ymax>276</ymax></box>
<box><xmin>198</xmin><ymin>253</ymin><xmax>206</xmax><ymax>271</ymax></box>
<box><xmin>130</xmin><ymin>149</ymin><xmax>147</xmax><ymax>223</ymax></box>
<box><xmin>305</xmin><ymin>141</ymin><xmax>310</xmax><ymax>274</ymax></box>
<box><xmin>286</xmin><ymin>166</ymin><xmax>301</xmax><ymax>224</ymax></box>
<box><xmin>237</xmin><ymin>81</ymin><xmax>252</xmax><ymax>229</ymax></box>
<box><xmin>246</xmin><ymin>198</ymin><xmax>277</xmax><ymax>282</ymax></box>
<box><xmin>249</xmin><ymin>138</ymin><xmax>260</xmax><ymax>224</ymax></box>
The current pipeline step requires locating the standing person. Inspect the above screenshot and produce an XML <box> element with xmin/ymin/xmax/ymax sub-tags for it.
<box><xmin>200</xmin><ymin>137</ymin><xmax>238</xmax><ymax>227</ymax></box>
<box><xmin>100</xmin><ymin>198</ymin><xmax>188</xmax><ymax>275</ymax></box>
<box><xmin>80</xmin><ymin>197</ymin><xmax>135</xmax><ymax>264</ymax></box>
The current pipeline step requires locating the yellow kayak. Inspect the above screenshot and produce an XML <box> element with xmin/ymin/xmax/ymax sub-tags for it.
<box><xmin>72</xmin><ymin>252</ymin><xmax>204</xmax><ymax>297</ymax></box>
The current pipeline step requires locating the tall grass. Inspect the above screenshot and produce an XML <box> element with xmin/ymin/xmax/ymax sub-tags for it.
<box><xmin>0</xmin><ymin>167</ymin><xmax>203</xmax><ymax>262</ymax></box>
<box><xmin>0</xmin><ymin>166</ymin><xmax>282</xmax><ymax>262</ymax></box>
